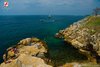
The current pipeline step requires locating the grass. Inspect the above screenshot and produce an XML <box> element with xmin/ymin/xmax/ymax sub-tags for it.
<box><xmin>86</xmin><ymin>16</ymin><xmax>100</xmax><ymax>26</ymax></box>
<box><xmin>84</xmin><ymin>16</ymin><xmax>100</xmax><ymax>33</ymax></box>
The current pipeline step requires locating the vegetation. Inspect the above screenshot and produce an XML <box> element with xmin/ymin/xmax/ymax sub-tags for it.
<box><xmin>86</xmin><ymin>16</ymin><xmax>100</xmax><ymax>26</ymax></box>
<box><xmin>84</xmin><ymin>16</ymin><xmax>100</xmax><ymax>33</ymax></box>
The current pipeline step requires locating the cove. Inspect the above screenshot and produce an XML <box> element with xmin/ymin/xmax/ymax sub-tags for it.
<box><xmin>0</xmin><ymin>15</ymin><xmax>86</xmax><ymax>65</ymax></box>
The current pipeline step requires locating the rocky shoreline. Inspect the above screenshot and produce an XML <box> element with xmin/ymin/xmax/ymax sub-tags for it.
<box><xmin>56</xmin><ymin>15</ymin><xmax>100</xmax><ymax>64</ymax></box>
<box><xmin>0</xmin><ymin>15</ymin><xmax>100</xmax><ymax>67</ymax></box>
<box><xmin>0</xmin><ymin>37</ymin><xmax>52</xmax><ymax>67</ymax></box>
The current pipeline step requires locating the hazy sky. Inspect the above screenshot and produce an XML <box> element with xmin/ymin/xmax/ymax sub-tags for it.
<box><xmin>0</xmin><ymin>0</ymin><xmax>100</xmax><ymax>15</ymax></box>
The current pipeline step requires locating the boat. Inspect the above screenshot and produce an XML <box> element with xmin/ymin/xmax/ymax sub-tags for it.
<box><xmin>40</xmin><ymin>15</ymin><xmax>55</xmax><ymax>22</ymax></box>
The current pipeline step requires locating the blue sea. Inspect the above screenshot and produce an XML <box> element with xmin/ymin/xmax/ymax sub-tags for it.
<box><xmin>0</xmin><ymin>15</ymin><xmax>86</xmax><ymax>64</ymax></box>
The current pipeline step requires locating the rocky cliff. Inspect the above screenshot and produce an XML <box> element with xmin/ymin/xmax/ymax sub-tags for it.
<box><xmin>0</xmin><ymin>37</ymin><xmax>52</xmax><ymax>67</ymax></box>
<box><xmin>56</xmin><ymin>15</ymin><xmax>100</xmax><ymax>63</ymax></box>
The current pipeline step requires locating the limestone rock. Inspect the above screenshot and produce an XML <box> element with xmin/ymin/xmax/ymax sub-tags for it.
<box><xmin>0</xmin><ymin>54</ymin><xmax>52</xmax><ymax>67</ymax></box>
<box><xmin>0</xmin><ymin>37</ymin><xmax>52</xmax><ymax>67</ymax></box>
<box><xmin>56</xmin><ymin>16</ymin><xmax>100</xmax><ymax>63</ymax></box>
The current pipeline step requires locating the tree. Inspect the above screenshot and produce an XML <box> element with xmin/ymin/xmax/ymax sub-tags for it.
<box><xmin>93</xmin><ymin>8</ymin><xmax>100</xmax><ymax>16</ymax></box>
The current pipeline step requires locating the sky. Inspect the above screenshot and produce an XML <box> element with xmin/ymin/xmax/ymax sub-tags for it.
<box><xmin>0</xmin><ymin>0</ymin><xmax>100</xmax><ymax>15</ymax></box>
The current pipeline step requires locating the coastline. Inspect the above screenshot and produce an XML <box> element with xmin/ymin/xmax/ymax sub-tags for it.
<box><xmin>56</xmin><ymin>15</ymin><xmax>100</xmax><ymax>65</ymax></box>
<box><xmin>1</xmin><ymin>15</ymin><xmax>100</xmax><ymax>66</ymax></box>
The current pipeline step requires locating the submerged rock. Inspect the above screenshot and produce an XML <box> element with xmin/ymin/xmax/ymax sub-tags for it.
<box><xmin>56</xmin><ymin>16</ymin><xmax>100</xmax><ymax>63</ymax></box>
<box><xmin>0</xmin><ymin>37</ymin><xmax>52</xmax><ymax>67</ymax></box>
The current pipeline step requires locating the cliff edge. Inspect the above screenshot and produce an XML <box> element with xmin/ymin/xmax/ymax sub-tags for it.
<box><xmin>56</xmin><ymin>15</ymin><xmax>100</xmax><ymax>63</ymax></box>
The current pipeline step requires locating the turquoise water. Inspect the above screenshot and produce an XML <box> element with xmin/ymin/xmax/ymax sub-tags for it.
<box><xmin>0</xmin><ymin>15</ymin><xmax>86</xmax><ymax>64</ymax></box>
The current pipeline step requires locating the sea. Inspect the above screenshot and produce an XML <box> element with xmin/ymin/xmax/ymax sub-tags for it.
<box><xmin>0</xmin><ymin>15</ymin><xmax>86</xmax><ymax>64</ymax></box>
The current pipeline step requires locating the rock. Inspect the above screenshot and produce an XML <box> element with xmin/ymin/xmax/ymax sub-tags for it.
<box><xmin>56</xmin><ymin>16</ymin><xmax>100</xmax><ymax>63</ymax></box>
<box><xmin>18</xmin><ymin>38</ymin><xmax>40</xmax><ymax>46</ymax></box>
<box><xmin>0</xmin><ymin>54</ymin><xmax>52</xmax><ymax>67</ymax></box>
<box><xmin>0</xmin><ymin>37</ymin><xmax>52</xmax><ymax>67</ymax></box>
<box><xmin>61</xmin><ymin>63</ymin><xmax>81</xmax><ymax>67</ymax></box>
<box><xmin>60</xmin><ymin>62</ymin><xmax>100</xmax><ymax>67</ymax></box>
<box><xmin>18</xmin><ymin>38</ymin><xmax>32</xmax><ymax>46</ymax></box>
